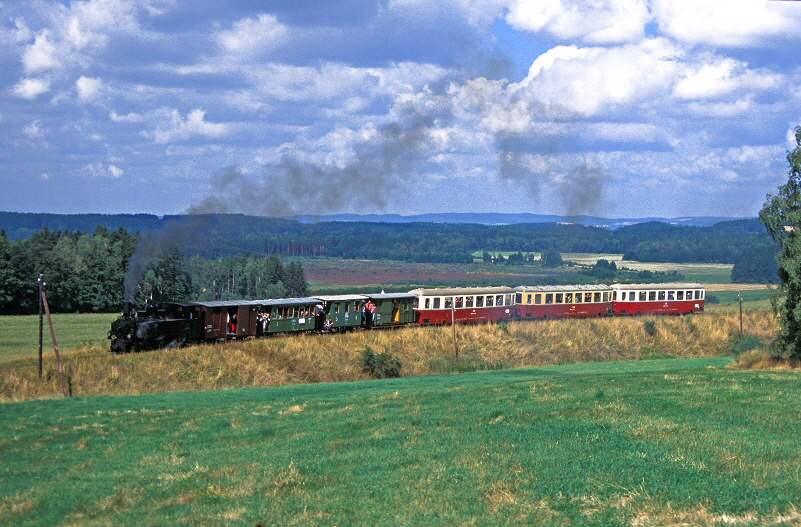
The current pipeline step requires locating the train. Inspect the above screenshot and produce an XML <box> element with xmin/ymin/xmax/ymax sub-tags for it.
<box><xmin>108</xmin><ymin>282</ymin><xmax>705</xmax><ymax>353</ymax></box>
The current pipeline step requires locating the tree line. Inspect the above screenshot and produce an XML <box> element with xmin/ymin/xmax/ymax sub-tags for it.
<box><xmin>0</xmin><ymin>227</ymin><xmax>308</xmax><ymax>315</ymax></box>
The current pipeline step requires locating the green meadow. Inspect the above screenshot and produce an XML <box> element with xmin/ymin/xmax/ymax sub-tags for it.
<box><xmin>2</xmin><ymin>357</ymin><xmax>801</xmax><ymax>526</ymax></box>
<box><xmin>0</xmin><ymin>313</ymin><xmax>117</xmax><ymax>361</ymax></box>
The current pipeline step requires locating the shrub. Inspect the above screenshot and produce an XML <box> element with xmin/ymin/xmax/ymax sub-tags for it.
<box><xmin>643</xmin><ymin>320</ymin><xmax>657</xmax><ymax>337</ymax></box>
<box><xmin>359</xmin><ymin>346</ymin><xmax>402</xmax><ymax>379</ymax></box>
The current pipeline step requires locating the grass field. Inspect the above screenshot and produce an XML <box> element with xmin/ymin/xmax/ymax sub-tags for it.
<box><xmin>3</xmin><ymin>357</ymin><xmax>801</xmax><ymax>526</ymax></box>
<box><xmin>0</xmin><ymin>313</ymin><xmax>118</xmax><ymax>361</ymax></box>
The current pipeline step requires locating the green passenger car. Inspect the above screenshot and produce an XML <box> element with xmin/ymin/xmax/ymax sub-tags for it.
<box><xmin>365</xmin><ymin>293</ymin><xmax>417</xmax><ymax>327</ymax></box>
<box><xmin>316</xmin><ymin>295</ymin><xmax>367</xmax><ymax>331</ymax></box>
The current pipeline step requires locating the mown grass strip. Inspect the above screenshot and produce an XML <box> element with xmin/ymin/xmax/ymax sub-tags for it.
<box><xmin>2</xmin><ymin>357</ymin><xmax>801</xmax><ymax>526</ymax></box>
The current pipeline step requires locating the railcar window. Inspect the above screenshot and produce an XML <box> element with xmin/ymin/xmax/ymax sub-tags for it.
<box><xmin>574</xmin><ymin>293</ymin><xmax>582</xmax><ymax>303</ymax></box>
<box><xmin>584</xmin><ymin>293</ymin><xmax>592</xmax><ymax>303</ymax></box>
<box><xmin>433</xmin><ymin>298</ymin><xmax>440</xmax><ymax>309</ymax></box>
<box><xmin>556</xmin><ymin>293</ymin><xmax>563</xmax><ymax>304</ymax></box>
<box><xmin>545</xmin><ymin>294</ymin><xmax>553</xmax><ymax>304</ymax></box>
<box><xmin>455</xmin><ymin>297</ymin><xmax>463</xmax><ymax>308</ymax></box>
<box><xmin>476</xmin><ymin>296</ymin><xmax>484</xmax><ymax>307</ymax></box>
<box><xmin>445</xmin><ymin>297</ymin><xmax>453</xmax><ymax>309</ymax></box>
<box><xmin>526</xmin><ymin>294</ymin><xmax>532</xmax><ymax>305</ymax></box>
<box><xmin>534</xmin><ymin>294</ymin><xmax>541</xmax><ymax>305</ymax></box>
<box><xmin>345</xmin><ymin>302</ymin><xmax>350</xmax><ymax>313</ymax></box>
<box><xmin>466</xmin><ymin>296</ymin><xmax>474</xmax><ymax>308</ymax></box>
<box><xmin>334</xmin><ymin>303</ymin><xmax>340</xmax><ymax>314</ymax></box>
<box><xmin>496</xmin><ymin>295</ymin><xmax>504</xmax><ymax>306</ymax></box>
<box><xmin>603</xmin><ymin>292</ymin><xmax>610</xmax><ymax>302</ymax></box>
<box><xmin>565</xmin><ymin>293</ymin><xmax>573</xmax><ymax>303</ymax></box>
<box><xmin>647</xmin><ymin>291</ymin><xmax>655</xmax><ymax>301</ymax></box>
<box><xmin>677</xmin><ymin>291</ymin><xmax>684</xmax><ymax>300</ymax></box>
<box><xmin>424</xmin><ymin>298</ymin><xmax>429</xmax><ymax>309</ymax></box>
<box><xmin>638</xmin><ymin>291</ymin><xmax>645</xmax><ymax>301</ymax></box>
<box><xmin>668</xmin><ymin>292</ymin><xmax>674</xmax><ymax>300</ymax></box>
<box><xmin>592</xmin><ymin>292</ymin><xmax>600</xmax><ymax>303</ymax></box>
<box><xmin>696</xmin><ymin>290</ymin><xmax>703</xmax><ymax>300</ymax></box>
<box><xmin>505</xmin><ymin>294</ymin><xmax>512</xmax><ymax>306</ymax></box>
<box><xmin>486</xmin><ymin>296</ymin><xmax>493</xmax><ymax>307</ymax></box>
<box><xmin>658</xmin><ymin>291</ymin><xmax>665</xmax><ymax>301</ymax></box>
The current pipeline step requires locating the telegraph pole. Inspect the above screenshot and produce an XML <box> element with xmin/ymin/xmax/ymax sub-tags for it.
<box><xmin>38</xmin><ymin>274</ymin><xmax>43</xmax><ymax>379</ymax></box>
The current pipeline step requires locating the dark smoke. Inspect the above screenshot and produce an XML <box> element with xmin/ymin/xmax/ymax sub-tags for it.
<box><xmin>560</xmin><ymin>160</ymin><xmax>607</xmax><ymax>217</ymax></box>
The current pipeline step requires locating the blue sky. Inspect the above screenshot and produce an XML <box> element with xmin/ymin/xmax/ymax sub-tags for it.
<box><xmin>2</xmin><ymin>0</ymin><xmax>800</xmax><ymax>218</ymax></box>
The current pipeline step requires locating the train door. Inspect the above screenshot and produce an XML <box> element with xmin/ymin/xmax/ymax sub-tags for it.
<box><xmin>237</xmin><ymin>306</ymin><xmax>257</xmax><ymax>337</ymax></box>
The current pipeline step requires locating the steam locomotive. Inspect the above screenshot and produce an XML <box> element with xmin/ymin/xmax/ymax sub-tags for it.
<box><xmin>109</xmin><ymin>282</ymin><xmax>705</xmax><ymax>353</ymax></box>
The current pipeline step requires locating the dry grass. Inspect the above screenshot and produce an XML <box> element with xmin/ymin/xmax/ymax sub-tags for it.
<box><xmin>0</xmin><ymin>311</ymin><xmax>780</xmax><ymax>402</ymax></box>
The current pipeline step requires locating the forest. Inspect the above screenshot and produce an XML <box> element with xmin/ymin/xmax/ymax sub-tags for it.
<box><xmin>0</xmin><ymin>213</ymin><xmax>779</xmax><ymax>314</ymax></box>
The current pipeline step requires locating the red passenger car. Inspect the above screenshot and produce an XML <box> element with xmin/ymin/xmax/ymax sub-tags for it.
<box><xmin>611</xmin><ymin>283</ymin><xmax>705</xmax><ymax>315</ymax></box>
<box><xmin>515</xmin><ymin>285</ymin><xmax>613</xmax><ymax>319</ymax></box>
<box><xmin>410</xmin><ymin>287</ymin><xmax>516</xmax><ymax>325</ymax></box>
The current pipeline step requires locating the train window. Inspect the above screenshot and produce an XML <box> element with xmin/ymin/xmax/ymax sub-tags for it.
<box><xmin>466</xmin><ymin>296</ymin><xmax>474</xmax><ymax>308</ymax></box>
<box><xmin>545</xmin><ymin>294</ymin><xmax>553</xmax><ymax>304</ymax></box>
<box><xmin>639</xmin><ymin>291</ymin><xmax>646</xmax><ymax>301</ymax></box>
<box><xmin>505</xmin><ymin>294</ymin><xmax>512</xmax><ymax>306</ymax></box>
<box><xmin>526</xmin><ymin>294</ymin><xmax>533</xmax><ymax>305</ymax></box>
<box><xmin>677</xmin><ymin>291</ymin><xmax>684</xmax><ymax>300</ymax></box>
<box><xmin>565</xmin><ymin>293</ymin><xmax>573</xmax><ymax>303</ymax></box>
<box><xmin>535</xmin><ymin>294</ymin><xmax>542</xmax><ymax>305</ymax></box>
<box><xmin>424</xmin><ymin>298</ymin><xmax>430</xmax><ymax>309</ymax></box>
<box><xmin>345</xmin><ymin>302</ymin><xmax>350</xmax><ymax>313</ymax></box>
<box><xmin>594</xmin><ymin>292</ymin><xmax>601</xmax><ymax>303</ymax></box>
<box><xmin>686</xmin><ymin>291</ymin><xmax>692</xmax><ymax>300</ymax></box>
<box><xmin>667</xmin><ymin>291</ymin><xmax>675</xmax><ymax>300</ymax></box>
<box><xmin>433</xmin><ymin>298</ymin><xmax>440</xmax><ymax>309</ymax></box>
<box><xmin>476</xmin><ymin>296</ymin><xmax>484</xmax><ymax>307</ymax></box>
<box><xmin>445</xmin><ymin>297</ymin><xmax>453</xmax><ymax>309</ymax></box>
<box><xmin>556</xmin><ymin>293</ymin><xmax>563</xmax><ymax>304</ymax></box>
<box><xmin>603</xmin><ymin>292</ymin><xmax>610</xmax><ymax>302</ymax></box>
<box><xmin>648</xmin><ymin>291</ymin><xmax>656</xmax><ymax>301</ymax></box>
<box><xmin>584</xmin><ymin>292</ymin><xmax>592</xmax><ymax>303</ymax></box>
<box><xmin>496</xmin><ymin>295</ymin><xmax>504</xmax><ymax>306</ymax></box>
<box><xmin>696</xmin><ymin>290</ymin><xmax>703</xmax><ymax>300</ymax></box>
<box><xmin>486</xmin><ymin>296</ymin><xmax>493</xmax><ymax>307</ymax></box>
<box><xmin>455</xmin><ymin>297</ymin><xmax>463</xmax><ymax>308</ymax></box>
<box><xmin>658</xmin><ymin>291</ymin><xmax>666</xmax><ymax>301</ymax></box>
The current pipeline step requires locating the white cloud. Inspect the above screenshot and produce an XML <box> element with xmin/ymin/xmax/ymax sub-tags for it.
<box><xmin>13</xmin><ymin>78</ymin><xmax>51</xmax><ymax>99</ymax></box>
<box><xmin>217</xmin><ymin>14</ymin><xmax>289</xmax><ymax>58</ymax></box>
<box><xmin>506</xmin><ymin>0</ymin><xmax>650</xmax><ymax>44</ymax></box>
<box><xmin>76</xmin><ymin>76</ymin><xmax>103</xmax><ymax>101</ymax></box>
<box><xmin>22</xmin><ymin>31</ymin><xmax>59</xmax><ymax>74</ymax></box>
<box><xmin>651</xmin><ymin>0</ymin><xmax>800</xmax><ymax>47</ymax></box>
<box><xmin>110</xmin><ymin>110</ymin><xmax>145</xmax><ymax>123</ymax></box>
<box><xmin>23</xmin><ymin>120</ymin><xmax>44</xmax><ymax>138</ymax></box>
<box><xmin>151</xmin><ymin>108</ymin><xmax>229</xmax><ymax>144</ymax></box>
<box><xmin>108</xmin><ymin>165</ymin><xmax>124</xmax><ymax>178</ymax></box>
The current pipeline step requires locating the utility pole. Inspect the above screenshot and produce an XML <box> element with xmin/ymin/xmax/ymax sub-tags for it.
<box><xmin>738</xmin><ymin>293</ymin><xmax>743</xmax><ymax>342</ymax></box>
<box><xmin>41</xmin><ymin>285</ymin><xmax>68</xmax><ymax>397</ymax></box>
<box><xmin>451</xmin><ymin>304</ymin><xmax>458</xmax><ymax>359</ymax></box>
<box><xmin>38</xmin><ymin>274</ymin><xmax>43</xmax><ymax>379</ymax></box>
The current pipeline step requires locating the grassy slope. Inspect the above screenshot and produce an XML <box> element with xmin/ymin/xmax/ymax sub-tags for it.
<box><xmin>0</xmin><ymin>313</ymin><xmax>117</xmax><ymax>361</ymax></box>
<box><xmin>2</xmin><ymin>357</ymin><xmax>801</xmax><ymax>527</ymax></box>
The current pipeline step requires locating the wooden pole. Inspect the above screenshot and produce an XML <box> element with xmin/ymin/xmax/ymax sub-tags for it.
<box><xmin>739</xmin><ymin>293</ymin><xmax>743</xmax><ymax>342</ymax></box>
<box><xmin>451</xmin><ymin>304</ymin><xmax>458</xmax><ymax>359</ymax></box>
<box><xmin>41</xmin><ymin>289</ymin><xmax>69</xmax><ymax>397</ymax></box>
<box><xmin>38</xmin><ymin>274</ymin><xmax>43</xmax><ymax>379</ymax></box>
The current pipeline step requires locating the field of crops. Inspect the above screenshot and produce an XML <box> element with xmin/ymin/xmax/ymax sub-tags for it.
<box><xmin>3</xmin><ymin>357</ymin><xmax>801</xmax><ymax>526</ymax></box>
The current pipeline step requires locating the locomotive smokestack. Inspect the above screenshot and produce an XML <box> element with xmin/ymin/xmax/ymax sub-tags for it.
<box><xmin>124</xmin><ymin>301</ymin><xmax>131</xmax><ymax>317</ymax></box>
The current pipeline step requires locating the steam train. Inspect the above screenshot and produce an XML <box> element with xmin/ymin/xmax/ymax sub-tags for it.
<box><xmin>108</xmin><ymin>282</ymin><xmax>705</xmax><ymax>353</ymax></box>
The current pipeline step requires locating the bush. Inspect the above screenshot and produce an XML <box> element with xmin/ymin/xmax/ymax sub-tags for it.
<box><xmin>360</xmin><ymin>346</ymin><xmax>402</xmax><ymax>379</ymax></box>
<box><xmin>643</xmin><ymin>320</ymin><xmax>657</xmax><ymax>337</ymax></box>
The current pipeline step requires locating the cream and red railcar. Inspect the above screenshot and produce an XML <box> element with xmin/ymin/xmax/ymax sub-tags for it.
<box><xmin>515</xmin><ymin>285</ymin><xmax>613</xmax><ymax>319</ymax></box>
<box><xmin>410</xmin><ymin>286</ymin><xmax>516</xmax><ymax>325</ymax></box>
<box><xmin>610</xmin><ymin>283</ymin><xmax>705</xmax><ymax>315</ymax></box>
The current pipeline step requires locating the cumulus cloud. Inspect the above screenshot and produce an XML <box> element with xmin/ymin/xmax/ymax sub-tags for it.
<box><xmin>217</xmin><ymin>13</ymin><xmax>290</xmax><ymax>58</ymax></box>
<box><xmin>151</xmin><ymin>109</ymin><xmax>229</xmax><ymax>144</ymax></box>
<box><xmin>13</xmin><ymin>78</ymin><xmax>51</xmax><ymax>99</ymax></box>
<box><xmin>76</xmin><ymin>76</ymin><xmax>103</xmax><ymax>100</ymax></box>
<box><xmin>506</xmin><ymin>0</ymin><xmax>651</xmax><ymax>44</ymax></box>
<box><xmin>651</xmin><ymin>0</ymin><xmax>800</xmax><ymax>47</ymax></box>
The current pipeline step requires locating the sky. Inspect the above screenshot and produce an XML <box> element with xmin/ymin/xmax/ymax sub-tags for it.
<box><xmin>1</xmin><ymin>0</ymin><xmax>801</xmax><ymax>219</ymax></box>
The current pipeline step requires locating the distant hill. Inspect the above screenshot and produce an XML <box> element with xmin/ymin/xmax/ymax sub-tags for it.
<box><xmin>289</xmin><ymin>212</ymin><xmax>748</xmax><ymax>229</ymax></box>
<box><xmin>0</xmin><ymin>211</ymin><xmax>751</xmax><ymax>241</ymax></box>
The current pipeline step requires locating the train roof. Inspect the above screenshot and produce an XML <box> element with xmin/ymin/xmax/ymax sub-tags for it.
<box><xmin>515</xmin><ymin>284</ymin><xmax>611</xmax><ymax>292</ymax></box>
<box><xmin>315</xmin><ymin>294</ymin><xmax>368</xmax><ymax>302</ymax></box>
<box><xmin>188</xmin><ymin>297</ymin><xmax>322</xmax><ymax>308</ymax></box>
<box><xmin>610</xmin><ymin>283</ymin><xmax>705</xmax><ymax>290</ymax></box>
<box><xmin>409</xmin><ymin>286</ymin><xmax>516</xmax><ymax>296</ymax></box>
<box><xmin>364</xmin><ymin>292</ymin><xmax>417</xmax><ymax>300</ymax></box>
